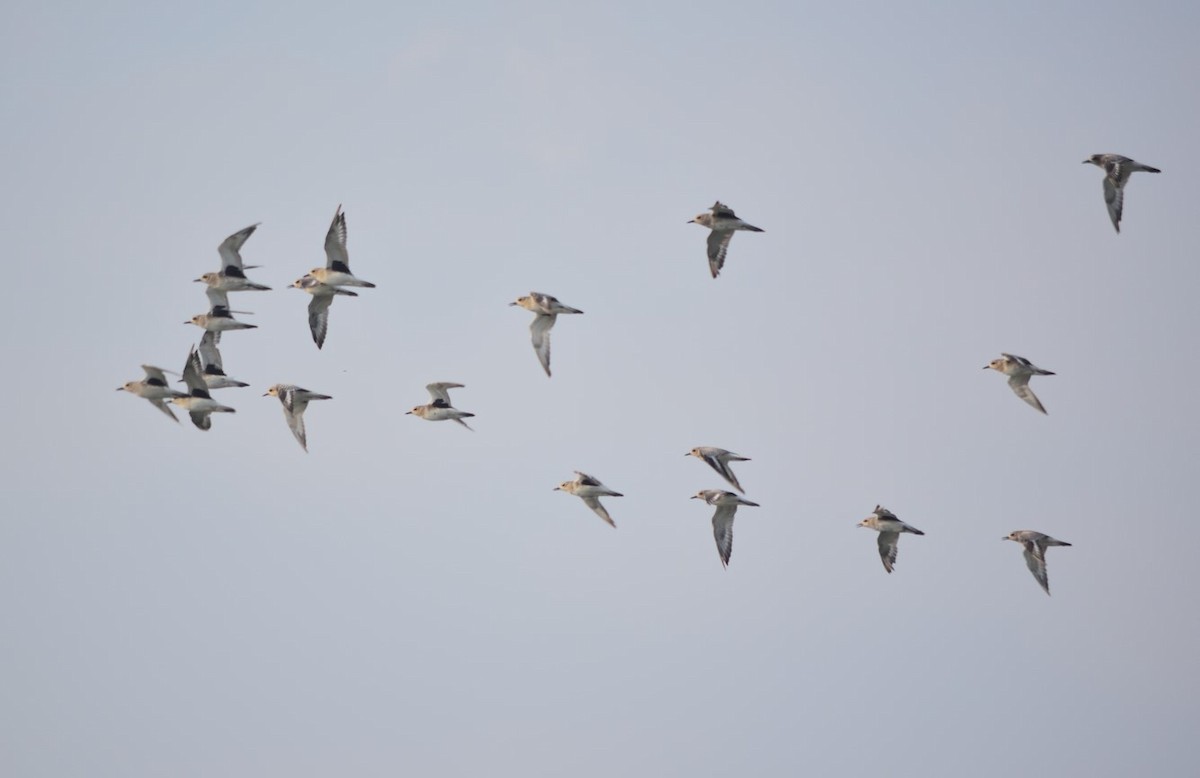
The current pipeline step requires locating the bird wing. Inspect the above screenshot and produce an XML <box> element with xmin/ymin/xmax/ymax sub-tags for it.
<box><xmin>426</xmin><ymin>382</ymin><xmax>464</xmax><ymax>403</ymax></box>
<box><xmin>702</xmin><ymin>451</ymin><xmax>744</xmax><ymax>493</ymax></box>
<box><xmin>188</xmin><ymin>409</ymin><xmax>212</xmax><ymax>431</ymax></box>
<box><xmin>876</xmin><ymin>531</ymin><xmax>900</xmax><ymax>573</ymax></box>
<box><xmin>574</xmin><ymin>471</ymin><xmax>603</xmax><ymax>487</ymax></box>
<box><xmin>1007</xmin><ymin>374</ymin><xmax>1047</xmax><ymax>414</ymax></box>
<box><xmin>530</xmin><ymin>313</ymin><xmax>557</xmax><ymax>377</ymax></box>
<box><xmin>217</xmin><ymin>223</ymin><xmax>259</xmax><ymax>272</ymax></box>
<box><xmin>711</xmin><ymin>504</ymin><xmax>736</xmax><ymax>568</ymax></box>
<box><xmin>1022</xmin><ymin>541</ymin><xmax>1050</xmax><ymax>595</ymax></box>
<box><xmin>1103</xmin><ymin>176</ymin><xmax>1123</xmax><ymax>233</ymax></box>
<box><xmin>323</xmin><ymin>205</ymin><xmax>350</xmax><ymax>271</ymax></box>
<box><xmin>205</xmin><ymin>287</ymin><xmax>231</xmax><ymax>312</ymax></box>
<box><xmin>180</xmin><ymin>347</ymin><xmax>210</xmax><ymax>396</ymax></box>
<box><xmin>141</xmin><ymin>365</ymin><xmax>172</xmax><ymax>385</ymax></box>
<box><xmin>307</xmin><ymin>291</ymin><xmax>334</xmax><ymax>349</ymax></box>
<box><xmin>198</xmin><ymin>330</ymin><xmax>224</xmax><ymax>373</ymax></box>
<box><xmin>282</xmin><ymin>395</ymin><xmax>309</xmax><ymax>451</ymax></box>
<box><xmin>148</xmin><ymin>398</ymin><xmax>179</xmax><ymax>422</ymax></box>
<box><xmin>706</xmin><ymin>230</ymin><xmax>734</xmax><ymax>278</ymax></box>
<box><xmin>581</xmin><ymin>496</ymin><xmax>615</xmax><ymax>527</ymax></box>
<box><xmin>711</xmin><ymin>202</ymin><xmax>736</xmax><ymax>218</ymax></box>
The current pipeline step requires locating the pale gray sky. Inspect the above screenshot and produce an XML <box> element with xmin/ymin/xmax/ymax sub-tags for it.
<box><xmin>2</xmin><ymin>2</ymin><xmax>1199</xmax><ymax>776</ymax></box>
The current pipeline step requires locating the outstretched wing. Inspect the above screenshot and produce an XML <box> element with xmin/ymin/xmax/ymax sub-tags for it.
<box><xmin>1007</xmin><ymin>374</ymin><xmax>1047</xmax><ymax>414</ymax></box>
<box><xmin>876</xmin><ymin>531</ymin><xmax>900</xmax><ymax>573</ymax></box>
<box><xmin>706</xmin><ymin>230</ymin><xmax>734</xmax><ymax>278</ymax></box>
<box><xmin>426</xmin><ymin>382</ymin><xmax>465</xmax><ymax>404</ymax></box>
<box><xmin>323</xmin><ymin>205</ymin><xmax>350</xmax><ymax>272</ymax></box>
<box><xmin>530</xmin><ymin>313</ymin><xmax>557</xmax><ymax>377</ymax></box>
<box><xmin>1103</xmin><ymin>177</ymin><xmax>1123</xmax><ymax>233</ymax></box>
<box><xmin>711</xmin><ymin>504</ymin><xmax>736</xmax><ymax>568</ymax></box>
<box><xmin>217</xmin><ymin>223</ymin><xmax>260</xmax><ymax>273</ymax></box>
<box><xmin>1022</xmin><ymin>541</ymin><xmax>1051</xmax><ymax>595</ymax></box>
<box><xmin>581</xmin><ymin>495</ymin><xmax>616</xmax><ymax>527</ymax></box>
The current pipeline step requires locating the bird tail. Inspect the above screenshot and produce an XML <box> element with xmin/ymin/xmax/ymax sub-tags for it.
<box><xmin>1139</xmin><ymin>165</ymin><xmax>1162</xmax><ymax>174</ymax></box>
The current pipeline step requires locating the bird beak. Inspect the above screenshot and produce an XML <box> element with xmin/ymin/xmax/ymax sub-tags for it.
<box><xmin>405</xmin><ymin>411</ymin><xmax>412</xmax><ymax>415</ymax></box>
<box><xmin>1081</xmin><ymin>159</ymin><xmax>1091</xmax><ymax>164</ymax></box>
<box><xmin>262</xmin><ymin>392</ymin><xmax>269</xmax><ymax>396</ymax></box>
<box><xmin>1001</xmin><ymin>536</ymin><xmax>1010</xmax><ymax>541</ymax></box>
<box><xmin>183</xmin><ymin>321</ymin><xmax>191</xmax><ymax>325</ymax></box>
<box><xmin>686</xmin><ymin>218</ymin><xmax>695</xmax><ymax>224</ymax></box>
<box><xmin>689</xmin><ymin>495</ymin><xmax>699</xmax><ymax>499</ymax></box>
<box><xmin>982</xmin><ymin>365</ymin><xmax>991</xmax><ymax>369</ymax></box>
<box><xmin>192</xmin><ymin>277</ymin><xmax>203</xmax><ymax>282</ymax></box>
<box><xmin>115</xmin><ymin>387</ymin><xmax>124</xmax><ymax>391</ymax></box>
<box><xmin>508</xmin><ymin>302</ymin><xmax>517</xmax><ymax>306</ymax></box>
<box><xmin>552</xmin><ymin>486</ymin><xmax>560</xmax><ymax>491</ymax></box>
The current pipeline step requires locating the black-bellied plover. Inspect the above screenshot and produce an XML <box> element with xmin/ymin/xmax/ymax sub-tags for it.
<box><xmin>290</xmin><ymin>274</ymin><xmax>358</xmax><ymax>349</ymax></box>
<box><xmin>172</xmin><ymin>346</ymin><xmax>236</xmax><ymax>430</ymax></box>
<box><xmin>687</xmin><ymin>201</ymin><xmax>764</xmax><ymax>279</ymax></box>
<box><xmin>306</xmin><ymin>205</ymin><xmax>376</xmax><ymax>288</ymax></box>
<box><xmin>188</xmin><ymin>330</ymin><xmax>248</xmax><ymax>390</ymax></box>
<box><xmin>509</xmin><ymin>292</ymin><xmax>583</xmax><ymax>377</ymax></box>
<box><xmin>186</xmin><ymin>288</ymin><xmax>256</xmax><ymax>337</ymax></box>
<box><xmin>555</xmin><ymin>471</ymin><xmax>623</xmax><ymax>527</ymax></box>
<box><xmin>984</xmin><ymin>353</ymin><xmax>1055</xmax><ymax>415</ymax></box>
<box><xmin>264</xmin><ymin>384</ymin><xmax>332</xmax><ymax>452</ymax></box>
<box><xmin>857</xmin><ymin>505</ymin><xmax>924</xmax><ymax>574</ymax></box>
<box><xmin>1082</xmin><ymin>154</ymin><xmax>1161</xmax><ymax>233</ymax></box>
<box><xmin>406</xmin><ymin>382</ymin><xmax>475</xmax><ymax>430</ymax></box>
<box><xmin>691</xmin><ymin>489</ymin><xmax>760</xmax><ymax>568</ymax></box>
<box><xmin>686</xmin><ymin>447</ymin><xmax>751</xmax><ymax>494</ymax></box>
<box><xmin>194</xmin><ymin>223</ymin><xmax>271</xmax><ymax>292</ymax></box>
<box><xmin>1003</xmin><ymin>530</ymin><xmax>1072</xmax><ymax>595</ymax></box>
<box><xmin>118</xmin><ymin>364</ymin><xmax>186</xmax><ymax>422</ymax></box>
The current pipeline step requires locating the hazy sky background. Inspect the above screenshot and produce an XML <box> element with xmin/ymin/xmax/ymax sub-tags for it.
<box><xmin>2</xmin><ymin>2</ymin><xmax>1199</xmax><ymax>775</ymax></box>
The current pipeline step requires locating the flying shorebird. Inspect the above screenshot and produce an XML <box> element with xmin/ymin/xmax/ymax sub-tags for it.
<box><xmin>1082</xmin><ymin>153</ymin><xmax>1161</xmax><ymax>233</ymax></box>
<box><xmin>1003</xmin><ymin>530</ymin><xmax>1072</xmax><ymax>595</ymax></box>
<box><xmin>186</xmin><ymin>288</ymin><xmax>256</xmax><ymax>338</ymax></box>
<box><xmin>857</xmin><ymin>505</ymin><xmax>925</xmax><ymax>574</ymax></box>
<box><xmin>290</xmin><ymin>274</ymin><xmax>358</xmax><ymax>349</ymax></box>
<box><xmin>194</xmin><ymin>223</ymin><xmax>271</xmax><ymax>292</ymax></box>
<box><xmin>687</xmin><ymin>201</ymin><xmax>764</xmax><ymax>279</ymax></box>
<box><xmin>984</xmin><ymin>353</ymin><xmax>1055</xmax><ymax>415</ymax></box>
<box><xmin>305</xmin><ymin>205</ymin><xmax>376</xmax><ymax>289</ymax></box>
<box><xmin>264</xmin><ymin>384</ymin><xmax>332</xmax><ymax>452</ymax></box>
<box><xmin>555</xmin><ymin>471</ymin><xmax>624</xmax><ymax>527</ymax></box>
<box><xmin>118</xmin><ymin>364</ymin><xmax>186</xmax><ymax>422</ymax></box>
<box><xmin>686</xmin><ymin>447</ymin><xmax>751</xmax><ymax>494</ymax></box>
<box><xmin>184</xmin><ymin>330</ymin><xmax>249</xmax><ymax>390</ymax></box>
<box><xmin>691</xmin><ymin>489</ymin><xmax>760</xmax><ymax>568</ymax></box>
<box><xmin>509</xmin><ymin>292</ymin><xmax>583</xmax><ymax>377</ymax></box>
<box><xmin>406</xmin><ymin>382</ymin><xmax>475</xmax><ymax>430</ymax></box>
<box><xmin>171</xmin><ymin>346</ymin><xmax>236</xmax><ymax>430</ymax></box>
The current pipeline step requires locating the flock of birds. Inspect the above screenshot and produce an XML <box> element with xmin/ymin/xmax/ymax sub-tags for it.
<box><xmin>118</xmin><ymin>153</ymin><xmax>1160</xmax><ymax>593</ymax></box>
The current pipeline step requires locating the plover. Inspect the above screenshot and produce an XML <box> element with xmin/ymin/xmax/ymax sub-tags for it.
<box><xmin>306</xmin><ymin>205</ymin><xmax>375</xmax><ymax>289</ymax></box>
<box><xmin>687</xmin><ymin>201</ymin><xmax>764</xmax><ymax>279</ymax></box>
<box><xmin>194</xmin><ymin>223</ymin><xmax>271</xmax><ymax>292</ymax></box>
<box><xmin>1082</xmin><ymin>154</ymin><xmax>1161</xmax><ymax>233</ymax></box>
<box><xmin>1003</xmin><ymin>530</ymin><xmax>1072</xmax><ymax>595</ymax></box>
<box><xmin>118</xmin><ymin>364</ymin><xmax>186</xmax><ymax>422</ymax></box>
<box><xmin>290</xmin><ymin>274</ymin><xmax>358</xmax><ymax>349</ymax></box>
<box><xmin>186</xmin><ymin>288</ymin><xmax>257</xmax><ymax>337</ymax></box>
<box><xmin>509</xmin><ymin>292</ymin><xmax>583</xmax><ymax>377</ymax></box>
<box><xmin>555</xmin><ymin>471</ymin><xmax>624</xmax><ymax>527</ymax></box>
<box><xmin>187</xmin><ymin>330</ymin><xmax>249</xmax><ymax>390</ymax></box>
<box><xmin>172</xmin><ymin>346</ymin><xmax>236</xmax><ymax>430</ymax></box>
<box><xmin>691</xmin><ymin>489</ymin><xmax>760</xmax><ymax>568</ymax></box>
<box><xmin>686</xmin><ymin>447</ymin><xmax>751</xmax><ymax>494</ymax></box>
<box><xmin>857</xmin><ymin>505</ymin><xmax>924</xmax><ymax>574</ymax></box>
<box><xmin>984</xmin><ymin>353</ymin><xmax>1055</xmax><ymax>415</ymax></box>
<box><xmin>406</xmin><ymin>382</ymin><xmax>475</xmax><ymax>430</ymax></box>
<box><xmin>264</xmin><ymin>384</ymin><xmax>332</xmax><ymax>452</ymax></box>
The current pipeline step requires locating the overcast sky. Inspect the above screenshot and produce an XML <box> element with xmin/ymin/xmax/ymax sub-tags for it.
<box><xmin>3</xmin><ymin>2</ymin><xmax>1199</xmax><ymax>776</ymax></box>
